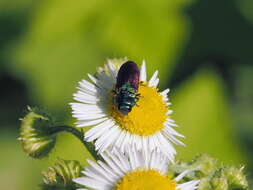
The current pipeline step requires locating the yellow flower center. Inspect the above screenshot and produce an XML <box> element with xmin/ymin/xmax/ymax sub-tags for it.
<box><xmin>115</xmin><ymin>169</ymin><xmax>176</xmax><ymax>190</ymax></box>
<box><xmin>111</xmin><ymin>83</ymin><xmax>168</xmax><ymax>136</ymax></box>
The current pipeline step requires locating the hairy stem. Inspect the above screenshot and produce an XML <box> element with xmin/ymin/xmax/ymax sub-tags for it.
<box><xmin>48</xmin><ymin>126</ymin><xmax>101</xmax><ymax>160</ymax></box>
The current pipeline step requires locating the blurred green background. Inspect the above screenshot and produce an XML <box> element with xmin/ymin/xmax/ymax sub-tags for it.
<box><xmin>1</xmin><ymin>0</ymin><xmax>253</xmax><ymax>189</ymax></box>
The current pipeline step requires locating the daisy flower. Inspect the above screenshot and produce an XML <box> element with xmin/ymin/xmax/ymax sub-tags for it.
<box><xmin>70</xmin><ymin>58</ymin><xmax>184</xmax><ymax>161</ymax></box>
<box><xmin>73</xmin><ymin>148</ymin><xmax>199</xmax><ymax>190</ymax></box>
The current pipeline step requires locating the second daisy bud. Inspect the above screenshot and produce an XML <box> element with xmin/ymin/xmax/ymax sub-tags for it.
<box><xmin>42</xmin><ymin>158</ymin><xmax>82</xmax><ymax>190</ymax></box>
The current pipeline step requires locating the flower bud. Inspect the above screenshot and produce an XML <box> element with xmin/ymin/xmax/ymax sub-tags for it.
<box><xmin>19</xmin><ymin>107</ymin><xmax>56</xmax><ymax>159</ymax></box>
<box><xmin>197</xmin><ymin>177</ymin><xmax>212</xmax><ymax>190</ymax></box>
<box><xmin>168</xmin><ymin>154</ymin><xmax>218</xmax><ymax>180</ymax></box>
<box><xmin>168</xmin><ymin>154</ymin><xmax>250</xmax><ymax>190</ymax></box>
<box><xmin>191</xmin><ymin>154</ymin><xmax>217</xmax><ymax>176</ymax></box>
<box><xmin>211</xmin><ymin>171</ymin><xmax>229</xmax><ymax>190</ymax></box>
<box><xmin>223</xmin><ymin>166</ymin><xmax>248</xmax><ymax>189</ymax></box>
<box><xmin>42</xmin><ymin>158</ymin><xmax>82</xmax><ymax>190</ymax></box>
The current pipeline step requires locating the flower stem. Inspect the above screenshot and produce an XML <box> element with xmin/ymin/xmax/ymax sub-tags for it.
<box><xmin>48</xmin><ymin>126</ymin><xmax>101</xmax><ymax>160</ymax></box>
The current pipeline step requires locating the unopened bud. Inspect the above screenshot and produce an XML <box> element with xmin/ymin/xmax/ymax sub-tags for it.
<box><xmin>191</xmin><ymin>154</ymin><xmax>217</xmax><ymax>176</ymax></box>
<box><xmin>42</xmin><ymin>158</ymin><xmax>82</xmax><ymax>190</ymax></box>
<box><xmin>211</xmin><ymin>174</ymin><xmax>229</xmax><ymax>190</ymax></box>
<box><xmin>19</xmin><ymin>107</ymin><xmax>56</xmax><ymax>158</ymax></box>
<box><xmin>223</xmin><ymin>166</ymin><xmax>248</xmax><ymax>189</ymax></box>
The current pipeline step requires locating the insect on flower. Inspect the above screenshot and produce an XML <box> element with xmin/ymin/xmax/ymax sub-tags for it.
<box><xmin>113</xmin><ymin>61</ymin><xmax>140</xmax><ymax>115</ymax></box>
<box><xmin>71</xmin><ymin>59</ymin><xmax>184</xmax><ymax>159</ymax></box>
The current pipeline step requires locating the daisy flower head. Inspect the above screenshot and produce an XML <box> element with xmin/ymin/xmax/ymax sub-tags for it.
<box><xmin>70</xmin><ymin>58</ymin><xmax>184</xmax><ymax>161</ymax></box>
<box><xmin>73</xmin><ymin>148</ymin><xmax>199</xmax><ymax>190</ymax></box>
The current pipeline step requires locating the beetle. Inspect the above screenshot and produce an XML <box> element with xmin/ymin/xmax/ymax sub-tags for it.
<box><xmin>113</xmin><ymin>61</ymin><xmax>140</xmax><ymax>115</ymax></box>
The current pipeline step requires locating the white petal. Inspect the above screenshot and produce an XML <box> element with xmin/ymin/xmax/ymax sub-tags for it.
<box><xmin>100</xmin><ymin>152</ymin><xmax>124</xmax><ymax>176</ymax></box>
<box><xmin>140</xmin><ymin>60</ymin><xmax>147</xmax><ymax>82</ymax></box>
<box><xmin>112</xmin><ymin>149</ymin><xmax>131</xmax><ymax>172</ymax></box>
<box><xmin>165</xmin><ymin>119</ymin><xmax>179</xmax><ymax>127</ymax></box>
<box><xmin>95</xmin><ymin>125</ymin><xmax>119</xmax><ymax>152</ymax></box>
<box><xmin>77</xmin><ymin>86</ymin><xmax>96</xmax><ymax>96</ymax></box>
<box><xmin>106</xmin><ymin>151</ymin><xmax>126</xmax><ymax>174</ymax></box>
<box><xmin>100</xmin><ymin>127</ymin><xmax>121</xmax><ymax>152</ymax></box>
<box><xmin>70</xmin><ymin>103</ymin><xmax>104</xmax><ymax>113</ymax></box>
<box><xmin>75</xmin><ymin>117</ymin><xmax>107</xmax><ymax>127</ymax></box>
<box><xmin>163</xmin><ymin>124</ymin><xmax>184</xmax><ymax>138</ymax></box>
<box><xmin>166</xmin><ymin>110</ymin><xmax>173</xmax><ymax>115</ymax></box>
<box><xmin>72</xmin><ymin>112</ymin><xmax>107</xmax><ymax>120</ymax></box>
<box><xmin>85</xmin><ymin>119</ymin><xmax>114</xmax><ymax>141</ymax></box>
<box><xmin>73</xmin><ymin>92</ymin><xmax>99</xmax><ymax>104</ymax></box>
<box><xmin>112</xmin><ymin>129</ymin><xmax>127</xmax><ymax>152</ymax></box>
<box><xmin>106</xmin><ymin>62</ymin><xmax>117</xmax><ymax>81</ymax></box>
<box><xmin>156</xmin><ymin>132</ymin><xmax>176</xmax><ymax>162</ymax></box>
<box><xmin>97</xmin><ymin>160</ymin><xmax>119</xmax><ymax>181</ymax></box>
<box><xmin>166</xmin><ymin>133</ymin><xmax>185</xmax><ymax>146</ymax></box>
<box><xmin>86</xmin><ymin>159</ymin><xmax>112</xmax><ymax>183</ymax></box>
<box><xmin>148</xmin><ymin>70</ymin><xmax>158</xmax><ymax>87</ymax></box>
<box><xmin>82</xmin><ymin>168</ymin><xmax>109</xmax><ymax>184</ymax></box>
<box><xmin>120</xmin><ymin>132</ymin><xmax>131</xmax><ymax>153</ymax></box>
<box><xmin>161</xmin><ymin>88</ymin><xmax>170</xmax><ymax>96</ymax></box>
<box><xmin>175</xmin><ymin>170</ymin><xmax>191</xmax><ymax>182</ymax></box>
<box><xmin>153</xmin><ymin>78</ymin><xmax>159</xmax><ymax>87</ymax></box>
<box><xmin>73</xmin><ymin>177</ymin><xmax>109</xmax><ymax>190</ymax></box>
<box><xmin>96</xmin><ymin>72</ymin><xmax>114</xmax><ymax>89</ymax></box>
<box><xmin>177</xmin><ymin>180</ymin><xmax>200</xmax><ymax>190</ymax></box>
<box><xmin>88</xmin><ymin>73</ymin><xmax>112</xmax><ymax>90</ymax></box>
<box><xmin>79</xmin><ymin>79</ymin><xmax>97</xmax><ymax>93</ymax></box>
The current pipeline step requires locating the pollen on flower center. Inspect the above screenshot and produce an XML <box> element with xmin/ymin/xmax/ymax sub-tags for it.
<box><xmin>115</xmin><ymin>169</ymin><xmax>176</xmax><ymax>190</ymax></box>
<box><xmin>111</xmin><ymin>83</ymin><xmax>168</xmax><ymax>136</ymax></box>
